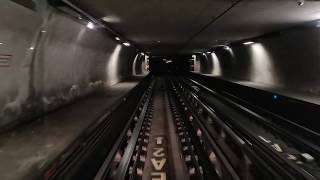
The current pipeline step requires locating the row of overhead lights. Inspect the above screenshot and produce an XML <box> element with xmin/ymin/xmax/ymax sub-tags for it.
<box><xmin>114</xmin><ymin>36</ymin><xmax>131</xmax><ymax>46</ymax></box>
<box><xmin>60</xmin><ymin>0</ymin><xmax>133</xmax><ymax>48</ymax></box>
<box><xmin>84</xmin><ymin>20</ymin><xmax>131</xmax><ymax>47</ymax></box>
<box><xmin>204</xmin><ymin>40</ymin><xmax>255</xmax><ymax>54</ymax></box>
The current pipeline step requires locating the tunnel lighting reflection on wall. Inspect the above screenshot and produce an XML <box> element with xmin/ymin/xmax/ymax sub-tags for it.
<box><xmin>249</xmin><ymin>43</ymin><xmax>276</xmax><ymax>85</ymax></box>
<box><xmin>243</xmin><ymin>41</ymin><xmax>255</xmax><ymax>45</ymax></box>
<box><xmin>123</xmin><ymin>42</ymin><xmax>131</xmax><ymax>46</ymax></box>
<box><xmin>211</xmin><ymin>52</ymin><xmax>222</xmax><ymax>76</ymax></box>
<box><xmin>87</xmin><ymin>22</ymin><xmax>94</xmax><ymax>29</ymax></box>
<box><xmin>106</xmin><ymin>45</ymin><xmax>122</xmax><ymax>85</ymax></box>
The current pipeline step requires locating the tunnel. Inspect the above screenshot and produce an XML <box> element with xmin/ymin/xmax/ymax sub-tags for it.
<box><xmin>1</xmin><ymin>0</ymin><xmax>320</xmax><ymax>180</ymax></box>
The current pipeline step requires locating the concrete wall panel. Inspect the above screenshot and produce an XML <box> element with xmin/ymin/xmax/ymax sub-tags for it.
<box><xmin>0</xmin><ymin>0</ymin><xmax>137</xmax><ymax>130</ymax></box>
<box><xmin>207</xmin><ymin>26</ymin><xmax>320</xmax><ymax>94</ymax></box>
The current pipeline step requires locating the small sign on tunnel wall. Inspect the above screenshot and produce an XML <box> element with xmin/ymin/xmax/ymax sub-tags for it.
<box><xmin>0</xmin><ymin>54</ymin><xmax>12</xmax><ymax>67</ymax></box>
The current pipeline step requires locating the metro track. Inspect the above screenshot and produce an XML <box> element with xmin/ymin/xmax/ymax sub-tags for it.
<box><xmin>172</xmin><ymin>77</ymin><xmax>320</xmax><ymax>180</ymax></box>
<box><xmin>41</xmin><ymin>76</ymin><xmax>320</xmax><ymax>180</ymax></box>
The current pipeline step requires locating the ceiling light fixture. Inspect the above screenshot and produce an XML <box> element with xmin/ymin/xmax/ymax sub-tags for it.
<box><xmin>87</xmin><ymin>22</ymin><xmax>94</xmax><ymax>29</ymax></box>
<box><xmin>243</xmin><ymin>41</ymin><xmax>254</xmax><ymax>45</ymax></box>
<box><xmin>123</xmin><ymin>42</ymin><xmax>131</xmax><ymax>46</ymax></box>
<box><xmin>206</xmin><ymin>51</ymin><xmax>211</xmax><ymax>54</ymax></box>
<box><xmin>102</xmin><ymin>16</ymin><xmax>122</xmax><ymax>23</ymax></box>
<box><xmin>0</xmin><ymin>42</ymin><xmax>4</xmax><ymax>45</ymax></box>
<box><xmin>297</xmin><ymin>0</ymin><xmax>304</xmax><ymax>6</ymax></box>
<box><xmin>224</xmin><ymin>46</ymin><xmax>231</xmax><ymax>50</ymax></box>
<box><xmin>29</xmin><ymin>46</ymin><xmax>35</xmax><ymax>50</ymax></box>
<box><xmin>115</xmin><ymin>37</ymin><xmax>120</xmax><ymax>41</ymax></box>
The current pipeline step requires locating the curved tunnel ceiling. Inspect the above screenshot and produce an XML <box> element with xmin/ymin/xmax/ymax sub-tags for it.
<box><xmin>68</xmin><ymin>0</ymin><xmax>320</xmax><ymax>55</ymax></box>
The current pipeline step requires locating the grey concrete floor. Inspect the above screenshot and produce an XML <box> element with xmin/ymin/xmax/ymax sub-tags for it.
<box><xmin>202</xmin><ymin>74</ymin><xmax>320</xmax><ymax>105</ymax></box>
<box><xmin>0</xmin><ymin>81</ymin><xmax>139</xmax><ymax>180</ymax></box>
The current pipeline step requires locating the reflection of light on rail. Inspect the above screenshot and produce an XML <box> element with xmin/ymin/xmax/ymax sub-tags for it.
<box><xmin>106</xmin><ymin>45</ymin><xmax>122</xmax><ymax>85</ymax></box>
<box><xmin>211</xmin><ymin>52</ymin><xmax>222</xmax><ymax>76</ymax></box>
<box><xmin>249</xmin><ymin>43</ymin><xmax>277</xmax><ymax>85</ymax></box>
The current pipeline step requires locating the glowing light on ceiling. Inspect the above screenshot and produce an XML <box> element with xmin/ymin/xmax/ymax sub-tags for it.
<box><xmin>29</xmin><ymin>46</ymin><xmax>35</xmax><ymax>50</ymax></box>
<box><xmin>102</xmin><ymin>15</ymin><xmax>122</xmax><ymax>23</ymax></box>
<box><xmin>123</xmin><ymin>42</ymin><xmax>131</xmax><ymax>46</ymax></box>
<box><xmin>0</xmin><ymin>42</ymin><xmax>3</xmax><ymax>45</ymax></box>
<box><xmin>223</xmin><ymin>46</ymin><xmax>231</xmax><ymax>50</ymax></box>
<box><xmin>87</xmin><ymin>22</ymin><xmax>94</xmax><ymax>29</ymax></box>
<box><xmin>218</xmin><ymin>45</ymin><xmax>235</xmax><ymax>58</ymax></box>
<box><xmin>115</xmin><ymin>37</ymin><xmax>121</xmax><ymax>41</ymax></box>
<box><xmin>243</xmin><ymin>41</ymin><xmax>255</xmax><ymax>45</ymax></box>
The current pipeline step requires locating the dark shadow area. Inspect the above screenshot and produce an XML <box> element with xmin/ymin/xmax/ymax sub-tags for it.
<box><xmin>149</xmin><ymin>55</ymin><xmax>191</xmax><ymax>75</ymax></box>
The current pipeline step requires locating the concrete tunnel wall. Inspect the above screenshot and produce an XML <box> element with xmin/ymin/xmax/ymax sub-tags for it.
<box><xmin>200</xmin><ymin>25</ymin><xmax>320</xmax><ymax>94</ymax></box>
<box><xmin>0</xmin><ymin>0</ymin><xmax>137</xmax><ymax>130</ymax></box>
